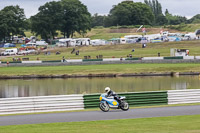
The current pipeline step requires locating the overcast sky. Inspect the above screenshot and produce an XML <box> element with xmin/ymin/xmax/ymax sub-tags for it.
<box><xmin>0</xmin><ymin>0</ymin><xmax>199</xmax><ymax>18</ymax></box>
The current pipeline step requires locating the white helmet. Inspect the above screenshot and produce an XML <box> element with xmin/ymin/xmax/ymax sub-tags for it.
<box><xmin>105</xmin><ymin>87</ymin><xmax>111</xmax><ymax>93</ymax></box>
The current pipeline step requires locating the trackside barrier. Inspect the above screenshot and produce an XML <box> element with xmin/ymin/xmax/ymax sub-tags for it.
<box><xmin>143</xmin><ymin>57</ymin><xmax>164</xmax><ymax>60</ymax></box>
<box><xmin>164</xmin><ymin>56</ymin><xmax>183</xmax><ymax>59</ymax></box>
<box><xmin>168</xmin><ymin>89</ymin><xmax>200</xmax><ymax>104</ymax></box>
<box><xmin>2</xmin><ymin>56</ymin><xmax>200</xmax><ymax>66</ymax></box>
<box><xmin>125</xmin><ymin>58</ymin><xmax>141</xmax><ymax>60</ymax></box>
<box><xmin>103</xmin><ymin>58</ymin><xmax>121</xmax><ymax>61</ymax></box>
<box><xmin>83</xmin><ymin>91</ymin><xmax>168</xmax><ymax>109</ymax></box>
<box><xmin>1</xmin><ymin>89</ymin><xmax>200</xmax><ymax>115</ymax></box>
<box><xmin>22</xmin><ymin>61</ymin><xmax>42</xmax><ymax>63</ymax></box>
<box><xmin>0</xmin><ymin>95</ymin><xmax>84</xmax><ymax>115</ymax></box>
<box><xmin>42</xmin><ymin>60</ymin><xmax>61</xmax><ymax>63</ymax></box>
<box><xmin>183</xmin><ymin>56</ymin><xmax>194</xmax><ymax>60</ymax></box>
<box><xmin>1</xmin><ymin>61</ymin><xmax>22</xmax><ymax>64</ymax></box>
<box><xmin>66</xmin><ymin>59</ymin><xmax>82</xmax><ymax>62</ymax></box>
<box><xmin>195</xmin><ymin>56</ymin><xmax>200</xmax><ymax>59</ymax></box>
<box><xmin>82</xmin><ymin>59</ymin><xmax>103</xmax><ymax>62</ymax></box>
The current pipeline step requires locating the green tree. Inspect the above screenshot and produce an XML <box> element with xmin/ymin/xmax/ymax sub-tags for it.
<box><xmin>60</xmin><ymin>0</ymin><xmax>91</xmax><ymax>38</ymax></box>
<box><xmin>31</xmin><ymin>0</ymin><xmax>91</xmax><ymax>39</ymax></box>
<box><xmin>91</xmin><ymin>13</ymin><xmax>105</xmax><ymax>28</ymax></box>
<box><xmin>188</xmin><ymin>14</ymin><xmax>200</xmax><ymax>24</ymax></box>
<box><xmin>109</xmin><ymin>1</ymin><xmax>154</xmax><ymax>26</ymax></box>
<box><xmin>165</xmin><ymin>9</ymin><xmax>187</xmax><ymax>25</ymax></box>
<box><xmin>0</xmin><ymin>5</ymin><xmax>26</xmax><ymax>42</ymax></box>
<box><xmin>104</xmin><ymin>15</ymin><xmax>115</xmax><ymax>27</ymax></box>
<box><xmin>144</xmin><ymin>0</ymin><xmax>165</xmax><ymax>25</ymax></box>
<box><xmin>30</xmin><ymin>1</ymin><xmax>62</xmax><ymax>41</ymax></box>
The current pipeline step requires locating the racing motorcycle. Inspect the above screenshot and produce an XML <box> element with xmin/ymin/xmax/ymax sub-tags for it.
<box><xmin>99</xmin><ymin>93</ymin><xmax>129</xmax><ymax>112</ymax></box>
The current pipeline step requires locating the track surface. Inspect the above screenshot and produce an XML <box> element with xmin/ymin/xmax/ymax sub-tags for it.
<box><xmin>0</xmin><ymin>105</ymin><xmax>200</xmax><ymax>126</ymax></box>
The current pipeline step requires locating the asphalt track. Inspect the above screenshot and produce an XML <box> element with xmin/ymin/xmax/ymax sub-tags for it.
<box><xmin>0</xmin><ymin>105</ymin><xmax>200</xmax><ymax>126</ymax></box>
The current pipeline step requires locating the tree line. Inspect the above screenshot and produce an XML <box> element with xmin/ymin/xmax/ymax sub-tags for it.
<box><xmin>92</xmin><ymin>0</ymin><xmax>198</xmax><ymax>27</ymax></box>
<box><xmin>0</xmin><ymin>0</ymin><xmax>200</xmax><ymax>42</ymax></box>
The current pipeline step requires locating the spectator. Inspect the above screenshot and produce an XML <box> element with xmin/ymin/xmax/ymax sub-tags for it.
<box><xmin>62</xmin><ymin>56</ymin><xmax>65</xmax><ymax>62</ymax></box>
<box><xmin>71</xmin><ymin>48</ymin><xmax>75</xmax><ymax>54</ymax></box>
<box><xmin>76</xmin><ymin>50</ymin><xmax>79</xmax><ymax>55</ymax></box>
<box><xmin>142</xmin><ymin>44</ymin><xmax>146</xmax><ymax>48</ymax></box>
<box><xmin>56</xmin><ymin>51</ymin><xmax>60</xmax><ymax>55</ymax></box>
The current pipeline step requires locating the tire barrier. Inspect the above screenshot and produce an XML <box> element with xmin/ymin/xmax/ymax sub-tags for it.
<box><xmin>0</xmin><ymin>89</ymin><xmax>200</xmax><ymax>115</ymax></box>
<box><xmin>164</xmin><ymin>56</ymin><xmax>183</xmax><ymax>59</ymax></box>
<box><xmin>82</xmin><ymin>59</ymin><xmax>103</xmax><ymax>62</ymax></box>
<box><xmin>119</xmin><ymin>91</ymin><xmax>168</xmax><ymax>107</ymax></box>
<box><xmin>42</xmin><ymin>60</ymin><xmax>61</xmax><ymax>63</ymax></box>
<box><xmin>0</xmin><ymin>56</ymin><xmax>197</xmax><ymax>64</ymax></box>
<box><xmin>83</xmin><ymin>91</ymin><xmax>168</xmax><ymax>109</ymax></box>
<box><xmin>168</xmin><ymin>89</ymin><xmax>200</xmax><ymax>104</ymax></box>
<box><xmin>0</xmin><ymin>95</ymin><xmax>84</xmax><ymax>115</ymax></box>
<box><xmin>0</xmin><ymin>56</ymin><xmax>200</xmax><ymax>65</ymax></box>
<box><xmin>83</xmin><ymin>94</ymin><xmax>100</xmax><ymax>109</ymax></box>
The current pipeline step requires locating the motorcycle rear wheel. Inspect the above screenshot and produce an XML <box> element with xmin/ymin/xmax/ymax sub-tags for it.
<box><xmin>99</xmin><ymin>102</ymin><xmax>110</xmax><ymax>112</ymax></box>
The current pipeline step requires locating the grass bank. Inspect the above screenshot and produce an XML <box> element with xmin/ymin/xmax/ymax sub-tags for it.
<box><xmin>1</xmin><ymin>63</ymin><xmax>200</xmax><ymax>76</ymax></box>
<box><xmin>0</xmin><ymin>115</ymin><xmax>200</xmax><ymax>133</ymax></box>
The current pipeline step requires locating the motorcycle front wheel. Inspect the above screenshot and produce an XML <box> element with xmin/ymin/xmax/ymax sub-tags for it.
<box><xmin>120</xmin><ymin>101</ymin><xmax>129</xmax><ymax>111</ymax></box>
<box><xmin>99</xmin><ymin>102</ymin><xmax>110</xmax><ymax>112</ymax></box>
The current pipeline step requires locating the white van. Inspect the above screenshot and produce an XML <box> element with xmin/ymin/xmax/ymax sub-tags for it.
<box><xmin>120</xmin><ymin>38</ymin><xmax>126</xmax><ymax>44</ymax></box>
<box><xmin>183</xmin><ymin>33</ymin><xmax>197</xmax><ymax>40</ymax></box>
<box><xmin>56</xmin><ymin>38</ymin><xmax>76</xmax><ymax>47</ymax></box>
<box><xmin>78</xmin><ymin>38</ymin><xmax>91</xmax><ymax>46</ymax></box>
<box><xmin>1</xmin><ymin>48</ymin><xmax>18</xmax><ymax>56</ymax></box>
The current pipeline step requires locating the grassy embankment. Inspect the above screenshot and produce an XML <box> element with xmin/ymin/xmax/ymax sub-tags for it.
<box><xmin>0</xmin><ymin>115</ymin><xmax>200</xmax><ymax>133</ymax></box>
<box><xmin>1</xmin><ymin>63</ymin><xmax>200</xmax><ymax>76</ymax></box>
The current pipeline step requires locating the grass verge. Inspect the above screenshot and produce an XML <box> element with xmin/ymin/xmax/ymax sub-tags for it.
<box><xmin>0</xmin><ymin>115</ymin><xmax>200</xmax><ymax>133</ymax></box>
<box><xmin>1</xmin><ymin>63</ymin><xmax>200</xmax><ymax>76</ymax></box>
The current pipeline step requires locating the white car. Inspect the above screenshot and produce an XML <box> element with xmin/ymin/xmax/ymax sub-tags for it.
<box><xmin>36</xmin><ymin>41</ymin><xmax>48</xmax><ymax>46</ymax></box>
<box><xmin>18</xmin><ymin>49</ymin><xmax>36</xmax><ymax>55</ymax></box>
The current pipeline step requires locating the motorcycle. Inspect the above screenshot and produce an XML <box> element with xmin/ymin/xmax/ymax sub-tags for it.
<box><xmin>99</xmin><ymin>93</ymin><xmax>129</xmax><ymax>112</ymax></box>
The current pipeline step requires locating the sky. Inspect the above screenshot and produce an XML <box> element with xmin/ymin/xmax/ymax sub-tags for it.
<box><xmin>0</xmin><ymin>0</ymin><xmax>199</xmax><ymax>19</ymax></box>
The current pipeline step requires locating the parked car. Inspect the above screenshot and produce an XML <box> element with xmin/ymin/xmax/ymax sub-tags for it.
<box><xmin>25</xmin><ymin>42</ymin><xmax>37</xmax><ymax>47</ymax></box>
<box><xmin>0</xmin><ymin>44</ymin><xmax>4</xmax><ymax>48</ymax></box>
<box><xmin>36</xmin><ymin>41</ymin><xmax>48</xmax><ymax>46</ymax></box>
<box><xmin>1</xmin><ymin>48</ymin><xmax>18</xmax><ymax>56</ymax></box>
<box><xmin>3</xmin><ymin>43</ymin><xmax>16</xmax><ymax>48</ymax></box>
<box><xmin>17</xmin><ymin>49</ymin><xmax>36</xmax><ymax>55</ymax></box>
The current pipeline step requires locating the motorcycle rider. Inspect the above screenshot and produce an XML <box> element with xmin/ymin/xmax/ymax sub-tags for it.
<box><xmin>105</xmin><ymin>87</ymin><xmax>121</xmax><ymax>105</ymax></box>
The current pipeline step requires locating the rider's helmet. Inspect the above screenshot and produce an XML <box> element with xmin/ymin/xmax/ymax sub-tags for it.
<box><xmin>105</xmin><ymin>87</ymin><xmax>111</xmax><ymax>94</ymax></box>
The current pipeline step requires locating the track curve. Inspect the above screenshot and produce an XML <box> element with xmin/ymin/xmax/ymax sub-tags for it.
<box><xmin>0</xmin><ymin>105</ymin><xmax>200</xmax><ymax>126</ymax></box>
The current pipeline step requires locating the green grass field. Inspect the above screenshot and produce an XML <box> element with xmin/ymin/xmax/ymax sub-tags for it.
<box><xmin>0</xmin><ymin>115</ymin><xmax>199</xmax><ymax>133</ymax></box>
<box><xmin>1</xmin><ymin>63</ymin><xmax>200</xmax><ymax>76</ymax></box>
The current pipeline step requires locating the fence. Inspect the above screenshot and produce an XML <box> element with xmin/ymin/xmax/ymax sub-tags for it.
<box><xmin>168</xmin><ymin>89</ymin><xmax>200</xmax><ymax>104</ymax></box>
<box><xmin>83</xmin><ymin>91</ymin><xmax>168</xmax><ymax>109</ymax></box>
<box><xmin>1</xmin><ymin>56</ymin><xmax>200</xmax><ymax>66</ymax></box>
<box><xmin>0</xmin><ymin>89</ymin><xmax>200</xmax><ymax>115</ymax></box>
<box><xmin>0</xmin><ymin>95</ymin><xmax>84</xmax><ymax>115</ymax></box>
